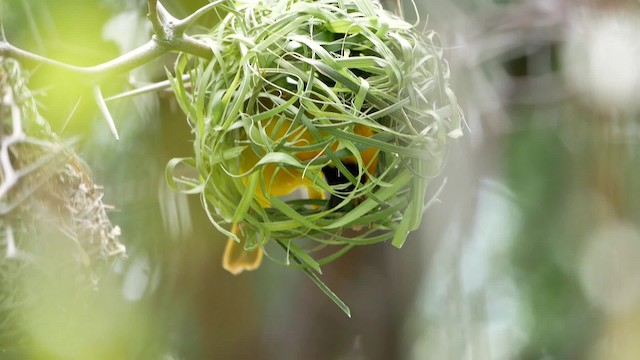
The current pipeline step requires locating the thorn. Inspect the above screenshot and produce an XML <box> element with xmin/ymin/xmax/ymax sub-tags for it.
<box><xmin>93</xmin><ymin>86</ymin><xmax>120</xmax><ymax>140</ymax></box>
<box><xmin>0</xmin><ymin>0</ymin><xmax>5</xmax><ymax>42</ymax></box>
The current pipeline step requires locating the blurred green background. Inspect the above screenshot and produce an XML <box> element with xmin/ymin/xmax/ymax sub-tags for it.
<box><xmin>3</xmin><ymin>0</ymin><xmax>640</xmax><ymax>359</ymax></box>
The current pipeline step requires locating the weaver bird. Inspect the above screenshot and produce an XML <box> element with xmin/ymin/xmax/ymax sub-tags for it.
<box><xmin>222</xmin><ymin>120</ymin><xmax>378</xmax><ymax>275</ymax></box>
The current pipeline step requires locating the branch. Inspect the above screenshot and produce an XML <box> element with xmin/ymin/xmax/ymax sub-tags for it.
<box><xmin>156</xmin><ymin>2</ymin><xmax>179</xmax><ymax>32</ymax></box>
<box><xmin>0</xmin><ymin>36</ymin><xmax>208</xmax><ymax>82</ymax></box>
<box><xmin>147</xmin><ymin>0</ymin><xmax>164</xmax><ymax>37</ymax></box>
<box><xmin>170</xmin><ymin>36</ymin><xmax>213</xmax><ymax>59</ymax></box>
<box><xmin>1</xmin><ymin>0</ymin><xmax>214</xmax><ymax>82</ymax></box>
<box><xmin>0</xmin><ymin>0</ymin><xmax>218</xmax><ymax>140</ymax></box>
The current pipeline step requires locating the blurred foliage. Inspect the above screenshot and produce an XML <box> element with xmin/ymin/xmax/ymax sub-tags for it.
<box><xmin>409</xmin><ymin>1</ymin><xmax>640</xmax><ymax>360</ymax></box>
<box><xmin>507</xmin><ymin>114</ymin><xmax>595</xmax><ymax>358</ymax></box>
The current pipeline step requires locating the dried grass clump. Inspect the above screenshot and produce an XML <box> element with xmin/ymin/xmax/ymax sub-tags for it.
<box><xmin>0</xmin><ymin>58</ymin><xmax>125</xmax><ymax>341</ymax></box>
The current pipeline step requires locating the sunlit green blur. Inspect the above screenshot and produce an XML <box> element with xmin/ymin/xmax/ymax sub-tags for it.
<box><xmin>3</xmin><ymin>0</ymin><xmax>640</xmax><ymax>359</ymax></box>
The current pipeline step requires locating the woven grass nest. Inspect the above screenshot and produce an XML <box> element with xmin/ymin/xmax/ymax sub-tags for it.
<box><xmin>168</xmin><ymin>0</ymin><xmax>462</xmax><ymax>280</ymax></box>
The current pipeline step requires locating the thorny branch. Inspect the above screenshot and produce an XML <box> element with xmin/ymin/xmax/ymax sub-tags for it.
<box><xmin>1</xmin><ymin>0</ymin><xmax>215</xmax><ymax>80</ymax></box>
<box><xmin>0</xmin><ymin>0</ymin><xmax>218</xmax><ymax>138</ymax></box>
<box><xmin>0</xmin><ymin>40</ymin><xmax>168</xmax><ymax>82</ymax></box>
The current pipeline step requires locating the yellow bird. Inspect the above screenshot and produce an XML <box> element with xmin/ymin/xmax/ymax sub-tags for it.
<box><xmin>222</xmin><ymin>120</ymin><xmax>377</xmax><ymax>275</ymax></box>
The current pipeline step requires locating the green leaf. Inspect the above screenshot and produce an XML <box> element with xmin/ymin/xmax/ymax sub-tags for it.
<box><xmin>276</xmin><ymin>240</ymin><xmax>350</xmax><ymax>317</ymax></box>
<box><xmin>232</xmin><ymin>171</ymin><xmax>258</xmax><ymax>223</ymax></box>
<box><xmin>286</xmin><ymin>240</ymin><xmax>322</xmax><ymax>274</ymax></box>
<box><xmin>208</xmin><ymin>146</ymin><xmax>246</xmax><ymax>166</ymax></box>
<box><xmin>304</xmin><ymin>266</ymin><xmax>351</xmax><ymax>317</ymax></box>
<box><xmin>254</xmin><ymin>152</ymin><xmax>304</xmax><ymax>168</ymax></box>
<box><xmin>165</xmin><ymin>157</ymin><xmax>203</xmax><ymax>195</ymax></box>
<box><xmin>391</xmin><ymin>203</ymin><xmax>413</xmax><ymax>248</ymax></box>
<box><xmin>325</xmin><ymin>168</ymin><xmax>413</xmax><ymax>229</ymax></box>
<box><xmin>270</xmin><ymin>197</ymin><xmax>322</xmax><ymax>230</ymax></box>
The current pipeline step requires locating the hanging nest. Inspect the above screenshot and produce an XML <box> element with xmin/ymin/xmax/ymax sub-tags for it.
<box><xmin>168</xmin><ymin>0</ymin><xmax>462</xmax><ymax>273</ymax></box>
<box><xmin>0</xmin><ymin>58</ymin><xmax>125</xmax><ymax>344</ymax></box>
